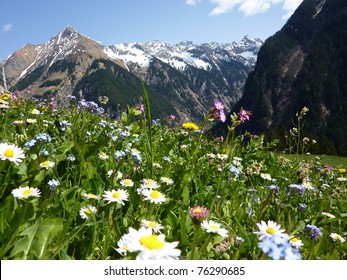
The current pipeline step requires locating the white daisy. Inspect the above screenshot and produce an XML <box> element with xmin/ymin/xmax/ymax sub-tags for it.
<box><xmin>289</xmin><ymin>236</ymin><xmax>304</xmax><ymax>249</ymax></box>
<box><xmin>260</xmin><ymin>173</ymin><xmax>272</xmax><ymax>181</ymax></box>
<box><xmin>79</xmin><ymin>205</ymin><xmax>97</xmax><ymax>219</ymax></box>
<box><xmin>120</xmin><ymin>179</ymin><xmax>134</xmax><ymax>187</ymax></box>
<box><xmin>12</xmin><ymin>186</ymin><xmax>41</xmax><ymax>199</ymax></box>
<box><xmin>201</xmin><ymin>220</ymin><xmax>228</xmax><ymax>238</ymax></box>
<box><xmin>39</xmin><ymin>160</ymin><xmax>55</xmax><ymax>169</ymax></box>
<box><xmin>98</xmin><ymin>152</ymin><xmax>109</xmax><ymax>160</ymax></box>
<box><xmin>254</xmin><ymin>220</ymin><xmax>286</xmax><ymax>240</ymax></box>
<box><xmin>123</xmin><ymin>227</ymin><xmax>181</xmax><ymax>260</ymax></box>
<box><xmin>142</xmin><ymin>189</ymin><xmax>166</xmax><ymax>204</ymax></box>
<box><xmin>103</xmin><ymin>189</ymin><xmax>129</xmax><ymax>205</ymax></box>
<box><xmin>141</xmin><ymin>219</ymin><xmax>164</xmax><ymax>233</ymax></box>
<box><xmin>160</xmin><ymin>177</ymin><xmax>174</xmax><ymax>185</ymax></box>
<box><xmin>330</xmin><ymin>233</ymin><xmax>346</xmax><ymax>243</ymax></box>
<box><xmin>141</xmin><ymin>179</ymin><xmax>160</xmax><ymax>189</ymax></box>
<box><xmin>115</xmin><ymin>237</ymin><xmax>131</xmax><ymax>256</ymax></box>
<box><xmin>322</xmin><ymin>212</ymin><xmax>336</xmax><ymax>219</ymax></box>
<box><xmin>216</xmin><ymin>153</ymin><xmax>228</xmax><ymax>160</ymax></box>
<box><xmin>26</xmin><ymin>118</ymin><xmax>37</xmax><ymax>124</ymax></box>
<box><xmin>82</xmin><ymin>192</ymin><xmax>101</xmax><ymax>200</ymax></box>
<box><xmin>0</xmin><ymin>143</ymin><xmax>25</xmax><ymax>165</ymax></box>
<box><xmin>30</xmin><ymin>109</ymin><xmax>41</xmax><ymax>115</ymax></box>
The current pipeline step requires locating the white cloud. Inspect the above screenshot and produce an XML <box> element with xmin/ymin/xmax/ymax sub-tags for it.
<box><xmin>186</xmin><ymin>0</ymin><xmax>202</xmax><ymax>5</ymax></box>
<box><xmin>207</xmin><ymin>0</ymin><xmax>303</xmax><ymax>18</ymax></box>
<box><xmin>2</xmin><ymin>23</ymin><xmax>13</xmax><ymax>33</ymax></box>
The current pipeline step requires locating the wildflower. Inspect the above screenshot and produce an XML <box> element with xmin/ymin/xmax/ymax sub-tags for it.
<box><xmin>24</xmin><ymin>139</ymin><xmax>37</xmax><ymax>150</ymax></box>
<box><xmin>298</xmin><ymin>203</ymin><xmax>307</xmax><ymax>211</ymax></box>
<box><xmin>26</xmin><ymin>118</ymin><xmax>37</xmax><ymax>124</ymax></box>
<box><xmin>289</xmin><ymin>236</ymin><xmax>304</xmax><ymax>249</ymax></box>
<box><xmin>338</xmin><ymin>168</ymin><xmax>346</xmax><ymax>173</ymax></box>
<box><xmin>337</xmin><ymin>177</ymin><xmax>347</xmax><ymax>182</ymax></box>
<box><xmin>103</xmin><ymin>189</ymin><xmax>129</xmax><ymax>205</ymax></box>
<box><xmin>260</xmin><ymin>173</ymin><xmax>272</xmax><ymax>181</ymax></box>
<box><xmin>322</xmin><ymin>212</ymin><xmax>336</xmax><ymax>219</ymax></box>
<box><xmin>48</xmin><ymin>179</ymin><xmax>59</xmax><ymax>192</ymax></box>
<box><xmin>0</xmin><ymin>143</ymin><xmax>25</xmax><ymax>165</ymax></box>
<box><xmin>115</xmin><ymin>150</ymin><xmax>126</xmax><ymax>160</ymax></box>
<box><xmin>160</xmin><ymin>177</ymin><xmax>174</xmax><ymax>185</ymax></box>
<box><xmin>40</xmin><ymin>160</ymin><xmax>55</xmax><ymax>169</ymax></box>
<box><xmin>98</xmin><ymin>152</ymin><xmax>109</xmax><ymax>160</ymax></box>
<box><xmin>141</xmin><ymin>219</ymin><xmax>164</xmax><ymax>233</ymax></box>
<box><xmin>82</xmin><ymin>192</ymin><xmax>101</xmax><ymax>200</ymax></box>
<box><xmin>267</xmin><ymin>185</ymin><xmax>279</xmax><ymax>192</ymax></box>
<box><xmin>13</xmin><ymin>120</ymin><xmax>25</xmax><ymax>126</ymax></box>
<box><xmin>115</xmin><ymin>237</ymin><xmax>131</xmax><ymax>256</ymax></box>
<box><xmin>254</xmin><ymin>220</ymin><xmax>286</xmax><ymax>240</ymax></box>
<box><xmin>302</xmin><ymin>179</ymin><xmax>315</xmax><ymax>190</ymax></box>
<box><xmin>142</xmin><ymin>189</ymin><xmax>166</xmax><ymax>204</ymax></box>
<box><xmin>238</xmin><ymin>108</ymin><xmax>252</xmax><ymax>122</ymax></box>
<box><xmin>258</xmin><ymin>235</ymin><xmax>302</xmax><ymax>260</ymax></box>
<box><xmin>201</xmin><ymin>220</ymin><xmax>228</xmax><ymax>238</ymax></box>
<box><xmin>67</xmin><ymin>154</ymin><xmax>76</xmax><ymax>161</ymax></box>
<box><xmin>98</xmin><ymin>95</ymin><xmax>109</xmax><ymax>104</ymax></box>
<box><xmin>229</xmin><ymin>166</ymin><xmax>240</xmax><ymax>178</ymax></box>
<box><xmin>182</xmin><ymin>122</ymin><xmax>199</xmax><ymax>130</ymax></box>
<box><xmin>12</xmin><ymin>186</ymin><xmax>41</xmax><ymax>199</ymax></box>
<box><xmin>306</xmin><ymin>224</ymin><xmax>323</xmax><ymax>241</ymax></box>
<box><xmin>216</xmin><ymin>153</ymin><xmax>228</xmax><ymax>160</ymax></box>
<box><xmin>30</xmin><ymin>109</ymin><xmax>41</xmax><ymax>115</ymax></box>
<box><xmin>79</xmin><ymin>205</ymin><xmax>97</xmax><ymax>219</ymax></box>
<box><xmin>121</xmin><ymin>227</ymin><xmax>181</xmax><ymax>260</ymax></box>
<box><xmin>120</xmin><ymin>179</ymin><xmax>134</xmax><ymax>187</ymax></box>
<box><xmin>330</xmin><ymin>233</ymin><xmax>346</xmax><ymax>243</ymax></box>
<box><xmin>141</xmin><ymin>179</ymin><xmax>160</xmax><ymax>189</ymax></box>
<box><xmin>36</xmin><ymin>133</ymin><xmax>52</xmax><ymax>142</ymax></box>
<box><xmin>189</xmin><ymin>206</ymin><xmax>209</xmax><ymax>222</ymax></box>
<box><xmin>289</xmin><ymin>184</ymin><xmax>305</xmax><ymax>195</ymax></box>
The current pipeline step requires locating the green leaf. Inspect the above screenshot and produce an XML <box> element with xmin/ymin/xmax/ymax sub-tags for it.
<box><xmin>10</xmin><ymin>217</ymin><xmax>63</xmax><ymax>260</ymax></box>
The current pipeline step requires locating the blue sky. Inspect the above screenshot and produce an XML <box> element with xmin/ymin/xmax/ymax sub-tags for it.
<box><xmin>0</xmin><ymin>0</ymin><xmax>303</xmax><ymax>61</ymax></box>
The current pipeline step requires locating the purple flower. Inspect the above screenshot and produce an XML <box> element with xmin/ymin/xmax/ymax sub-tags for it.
<box><xmin>214</xmin><ymin>100</ymin><xmax>224</xmax><ymax>111</ymax></box>
<box><xmin>306</xmin><ymin>224</ymin><xmax>323</xmax><ymax>241</ymax></box>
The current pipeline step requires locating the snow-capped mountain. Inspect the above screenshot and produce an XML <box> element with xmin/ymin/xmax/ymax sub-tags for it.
<box><xmin>0</xmin><ymin>26</ymin><xmax>262</xmax><ymax>121</ymax></box>
<box><xmin>105</xmin><ymin>36</ymin><xmax>261</xmax><ymax>72</ymax></box>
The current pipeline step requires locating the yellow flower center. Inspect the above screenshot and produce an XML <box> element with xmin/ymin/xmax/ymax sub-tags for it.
<box><xmin>150</xmin><ymin>191</ymin><xmax>160</xmax><ymax>199</ymax></box>
<box><xmin>4</xmin><ymin>149</ymin><xmax>15</xmax><ymax>158</ymax></box>
<box><xmin>291</xmin><ymin>237</ymin><xmax>298</xmax><ymax>242</ymax></box>
<box><xmin>84</xmin><ymin>209</ymin><xmax>92</xmax><ymax>215</ymax></box>
<box><xmin>266</xmin><ymin>227</ymin><xmax>275</xmax><ymax>235</ymax></box>
<box><xmin>112</xmin><ymin>192</ymin><xmax>121</xmax><ymax>199</ymax></box>
<box><xmin>210</xmin><ymin>225</ymin><xmax>219</xmax><ymax>231</ymax></box>
<box><xmin>42</xmin><ymin>161</ymin><xmax>50</xmax><ymax>167</ymax></box>
<box><xmin>148</xmin><ymin>221</ymin><xmax>157</xmax><ymax>228</ymax></box>
<box><xmin>193</xmin><ymin>208</ymin><xmax>203</xmax><ymax>213</ymax></box>
<box><xmin>100</xmin><ymin>152</ymin><xmax>107</xmax><ymax>157</ymax></box>
<box><xmin>140</xmin><ymin>235</ymin><xmax>164</xmax><ymax>250</ymax></box>
<box><xmin>123</xmin><ymin>246</ymin><xmax>129</xmax><ymax>251</ymax></box>
<box><xmin>22</xmin><ymin>189</ymin><xmax>33</xmax><ymax>197</ymax></box>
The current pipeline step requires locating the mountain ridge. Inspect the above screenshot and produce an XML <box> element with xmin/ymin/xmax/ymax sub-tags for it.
<box><xmin>0</xmin><ymin>26</ymin><xmax>262</xmax><ymax>121</ymax></box>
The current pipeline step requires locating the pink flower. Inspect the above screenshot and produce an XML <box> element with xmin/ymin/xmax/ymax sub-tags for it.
<box><xmin>220</xmin><ymin>110</ymin><xmax>226</xmax><ymax>122</ymax></box>
<box><xmin>238</xmin><ymin>109</ymin><xmax>252</xmax><ymax>122</ymax></box>
<box><xmin>190</xmin><ymin>206</ymin><xmax>209</xmax><ymax>222</ymax></box>
<box><xmin>214</xmin><ymin>100</ymin><xmax>224</xmax><ymax>111</ymax></box>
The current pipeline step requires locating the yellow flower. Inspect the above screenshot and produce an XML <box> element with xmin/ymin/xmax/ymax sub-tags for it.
<box><xmin>338</xmin><ymin>168</ymin><xmax>346</xmax><ymax>173</ymax></box>
<box><xmin>182</xmin><ymin>122</ymin><xmax>199</xmax><ymax>130</ymax></box>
